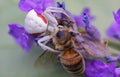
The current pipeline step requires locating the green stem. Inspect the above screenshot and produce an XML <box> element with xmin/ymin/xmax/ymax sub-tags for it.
<box><xmin>108</xmin><ymin>47</ymin><xmax>120</xmax><ymax>55</ymax></box>
<box><xmin>107</xmin><ymin>39</ymin><xmax>120</xmax><ymax>50</ymax></box>
<box><xmin>106</xmin><ymin>38</ymin><xmax>120</xmax><ymax>55</ymax></box>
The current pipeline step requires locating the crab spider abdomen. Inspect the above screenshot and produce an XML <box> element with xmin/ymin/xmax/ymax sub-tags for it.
<box><xmin>24</xmin><ymin>10</ymin><xmax>48</xmax><ymax>34</ymax></box>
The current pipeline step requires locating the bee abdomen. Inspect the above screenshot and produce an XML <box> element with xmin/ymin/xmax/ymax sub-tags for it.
<box><xmin>60</xmin><ymin>53</ymin><xmax>85</xmax><ymax>76</ymax></box>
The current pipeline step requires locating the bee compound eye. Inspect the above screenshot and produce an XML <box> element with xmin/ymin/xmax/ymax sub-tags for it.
<box><xmin>56</xmin><ymin>30</ymin><xmax>65</xmax><ymax>38</ymax></box>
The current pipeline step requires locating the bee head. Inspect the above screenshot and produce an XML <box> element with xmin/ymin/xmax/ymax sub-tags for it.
<box><xmin>53</xmin><ymin>30</ymin><xmax>73</xmax><ymax>51</ymax></box>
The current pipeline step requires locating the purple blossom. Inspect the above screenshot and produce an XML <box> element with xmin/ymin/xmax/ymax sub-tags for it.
<box><xmin>78</xmin><ymin>10</ymin><xmax>101</xmax><ymax>41</ymax></box>
<box><xmin>18</xmin><ymin>0</ymin><xmax>54</xmax><ymax>13</ymax></box>
<box><xmin>106</xmin><ymin>22</ymin><xmax>120</xmax><ymax>40</ymax></box>
<box><xmin>113</xmin><ymin>8</ymin><xmax>120</xmax><ymax>24</ymax></box>
<box><xmin>106</xmin><ymin>8</ymin><xmax>120</xmax><ymax>40</ymax></box>
<box><xmin>85</xmin><ymin>59</ymin><xmax>118</xmax><ymax>77</ymax></box>
<box><xmin>8</xmin><ymin>23</ymin><xmax>34</xmax><ymax>52</ymax></box>
<box><xmin>72</xmin><ymin>7</ymin><xmax>101</xmax><ymax>41</ymax></box>
<box><xmin>74</xmin><ymin>7</ymin><xmax>95</xmax><ymax>27</ymax></box>
<box><xmin>115</xmin><ymin>68</ymin><xmax>120</xmax><ymax>76</ymax></box>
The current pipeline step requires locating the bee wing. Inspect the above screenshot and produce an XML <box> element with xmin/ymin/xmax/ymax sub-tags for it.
<box><xmin>82</xmin><ymin>40</ymin><xmax>108</xmax><ymax>57</ymax></box>
<box><xmin>34</xmin><ymin>40</ymin><xmax>58</xmax><ymax>67</ymax></box>
<box><xmin>74</xmin><ymin>34</ymin><xmax>109</xmax><ymax>58</ymax></box>
<box><xmin>34</xmin><ymin>50</ymin><xmax>59</xmax><ymax>68</ymax></box>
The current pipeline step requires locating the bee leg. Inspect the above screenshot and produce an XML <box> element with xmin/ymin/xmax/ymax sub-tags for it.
<box><xmin>37</xmin><ymin>35</ymin><xmax>59</xmax><ymax>52</ymax></box>
<box><xmin>102</xmin><ymin>39</ymin><xmax>108</xmax><ymax>47</ymax></box>
<box><xmin>57</xmin><ymin>55</ymin><xmax>61</xmax><ymax>61</ymax></box>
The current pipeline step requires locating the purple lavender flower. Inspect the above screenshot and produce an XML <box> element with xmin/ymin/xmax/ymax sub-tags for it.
<box><xmin>113</xmin><ymin>8</ymin><xmax>120</xmax><ymax>24</ymax></box>
<box><xmin>115</xmin><ymin>68</ymin><xmax>120</xmax><ymax>76</ymax></box>
<box><xmin>74</xmin><ymin>7</ymin><xmax>95</xmax><ymax>26</ymax></box>
<box><xmin>78</xmin><ymin>10</ymin><xmax>101</xmax><ymax>41</ymax></box>
<box><xmin>106</xmin><ymin>22</ymin><xmax>120</xmax><ymax>40</ymax></box>
<box><xmin>18</xmin><ymin>0</ymin><xmax>54</xmax><ymax>13</ymax></box>
<box><xmin>106</xmin><ymin>9</ymin><xmax>120</xmax><ymax>40</ymax></box>
<box><xmin>85</xmin><ymin>59</ymin><xmax>118</xmax><ymax>77</ymax></box>
<box><xmin>8</xmin><ymin>23</ymin><xmax>34</xmax><ymax>52</ymax></box>
<box><xmin>72</xmin><ymin>7</ymin><xmax>101</xmax><ymax>41</ymax></box>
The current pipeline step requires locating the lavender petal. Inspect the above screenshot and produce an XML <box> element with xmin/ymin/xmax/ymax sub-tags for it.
<box><xmin>57</xmin><ymin>2</ymin><xmax>65</xmax><ymax>10</ymax></box>
<box><xmin>18</xmin><ymin>0</ymin><xmax>54</xmax><ymax>13</ymax></box>
<box><xmin>8</xmin><ymin>23</ymin><xmax>34</xmax><ymax>52</ymax></box>
<box><xmin>85</xmin><ymin>59</ymin><xmax>117</xmax><ymax>77</ymax></box>
<box><xmin>113</xmin><ymin>8</ymin><xmax>120</xmax><ymax>24</ymax></box>
<box><xmin>115</xmin><ymin>68</ymin><xmax>120</xmax><ymax>76</ymax></box>
<box><xmin>74</xmin><ymin>7</ymin><xmax>95</xmax><ymax>27</ymax></box>
<box><xmin>106</xmin><ymin>21</ymin><xmax>120</xmax><ymax>40</ymax></box>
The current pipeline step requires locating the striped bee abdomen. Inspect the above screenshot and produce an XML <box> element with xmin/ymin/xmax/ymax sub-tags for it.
<box><xmin>59</xmin><ymin>49</ymin><xmax>85</xmax><ymax>76</ymax></box>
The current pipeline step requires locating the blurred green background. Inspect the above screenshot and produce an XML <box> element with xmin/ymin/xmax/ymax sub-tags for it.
<box><xmin>0</xmin><ymin>0</ymin><xmax>120</xmax><ymax>77</ymax></box>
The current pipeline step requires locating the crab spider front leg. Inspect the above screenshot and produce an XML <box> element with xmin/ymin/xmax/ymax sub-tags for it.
<box><xmin>45</xmin><ymin>7</ymin><xmax>73</xmax><ymax>20</ymax></box>
<box><xmin>43</xmin><ymin>9</ymin><xmax>58</xmax><ymax>27</ymax></box>
<box><xmin>45</xmin><ymin>7</ymin><xmax>79</xmax><ymax>33</ymax></box>
<box><xmin>37</xmin><ymin>35</ymin><xmax>59</xmax><ymax>53</ymax></box>
<box><xmin>46</xmin><ymin>7</ymin><xmax>71</xmax><ymax>18</ymax></box>
<box><xmin>43</xmin><ymin>7</ymin><xmax>73</xmax><ymax>26</ymax></box>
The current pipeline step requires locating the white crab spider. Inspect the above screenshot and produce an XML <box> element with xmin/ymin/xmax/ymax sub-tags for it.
<box><xmin>24</xmin><ymin>7</ymin><xmax>73</xmax><ymax>52</ymax></box>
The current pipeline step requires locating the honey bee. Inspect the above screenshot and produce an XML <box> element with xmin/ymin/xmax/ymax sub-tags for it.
<box><xmin>51</xmin><ymin>16</ymin><xmax>109</xmax><ymax>75</ymax></box>
<box><xmin>34</xmin><ymin>12</ymin><xmax>109</xmax><ymax>76</ymax></box>
<box><xmin>52</xmin><ymin>29</ymin><xmax>85</xmax><ymax>76</ymax></box>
